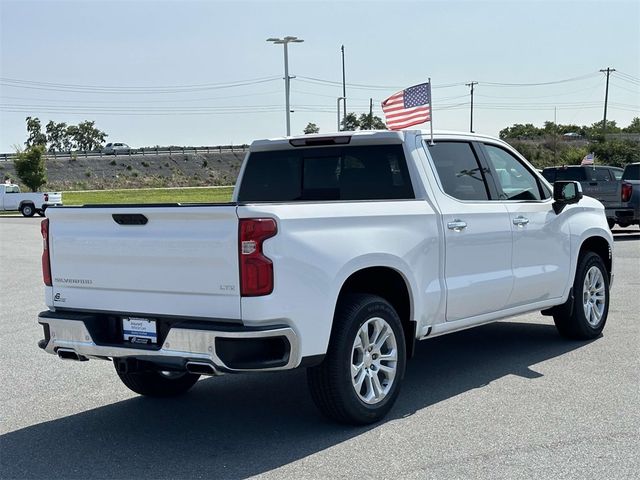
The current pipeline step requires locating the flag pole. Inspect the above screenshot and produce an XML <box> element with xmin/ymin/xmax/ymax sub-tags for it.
<box><xmin>428</xmin><ymin>78</ymin><xmax>434</xmax><ymax>145</ymax></box>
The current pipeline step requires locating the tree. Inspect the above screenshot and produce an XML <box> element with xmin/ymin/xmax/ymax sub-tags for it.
<box><xmin>14</xmin><ymin>145</ymin><xmax>47</xmax><ymax>191</ymax></box>
<box><xmin>73</xmin><ymin>120</ymin><xmax>107</xmax><ymax>151</ymax></box>
<box><xmin>623</xmin><ymin>117</ymin><xmax>640</xmax><ymax>133</ymax></box>
<box><xmin>499</xmin><ymin>123</ymin><xmax>544</xmax><ymax>139</ymax></box>
<box><xmin>585</xmin><ymin>120</ymin><xmax>621</xmax><ymax>139</ymax></box>
<box><xmin>45</xmin><ymin>120</ymin><xmax>68</xmax><ymax>152</ymax></box>
<box><xmin>358</xmin><ymin>113</ymin><xmax>387</xmax><ymax>130</ymax></box>
<box><xmin>341</xmin><ymin>112</ymin><xmax>360</xmax><ymax>131</ymax></box>
<box><xmin>303</xmin><ymin>122</ymin><xmax>320</xmax><ymax>134</ymax></box>
<box><xmin>64</xmin><ymin>125</ymin><xmax>78</xmax><ymax>150</ymax></box>
<box><xmin>25</xmin><ymin>117</ymin><xmax>47</xmax><ymax>147</ymax></box>
<box><xmin>589</xmin><ymin>139</ymin><xmax>640</xmax><ymax>167</ymax></box>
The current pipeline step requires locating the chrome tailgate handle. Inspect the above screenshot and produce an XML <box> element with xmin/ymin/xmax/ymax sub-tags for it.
<box><xmin>447</xmin><ymin>220</ymin><xmax>467</xmax><ymax>232</ymax></box>
<box><xmin>513</xmin><ymin>216</ymin><xmax>530</xmax><ymax>227</ymax></box>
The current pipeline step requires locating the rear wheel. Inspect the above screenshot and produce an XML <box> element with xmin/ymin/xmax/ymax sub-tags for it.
<box><xmin>307</xmin><ymin>294</ymin><xmax>406</xmax><ymax>425</ymax></box>
<box><xmin>115</xmin><ymin>364</ymin><xmax>200</xmax><ymax>397</ymax></box>
<box><xmin>20</xmin><ymin>203</ymin><xmax>35</xmax><ymax>217</ymax></box>
<box><xmin>553</xmin><ymin>251</ymin><xmax>609</xmax><ymax>339</ymax></box>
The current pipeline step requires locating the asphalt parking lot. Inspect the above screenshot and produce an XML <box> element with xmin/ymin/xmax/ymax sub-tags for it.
<box><xmin>1</xmin><ymin>216</ymin><xmax>638</xmax><ymax>480</ymax></box>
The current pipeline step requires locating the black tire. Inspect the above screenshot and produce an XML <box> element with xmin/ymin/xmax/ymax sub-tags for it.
<box><xmin>553</xmin><ymin>251</ymin><xmax>610</xmax><ymax>339</ymax></box>
<box><xmin>20</xmin><ymin>203</ymin><xmax>35</xmax><ymax>217</ymax></box>
<box><xmin>115</xmin><ymin>364</ymin><xmax>200</xmax><ymax>397</ymax></box>
<box><xmin>307</xmin><ymin>294</ymin><xmax>406</xmax><ymax>425</ymax></box>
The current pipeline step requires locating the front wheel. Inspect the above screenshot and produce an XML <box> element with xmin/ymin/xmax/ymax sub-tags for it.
<box><xmin>307</xmin><ymin>294</ymin><xmax>406</xmax><ymax>425</ymax></box>
<box><xmin>553</xmin><ymin>251</ymin><xmax>610</xmax><ymax>339</ymax></box>
<box><xmin>115</xmin><ymin>363</ymin><xmax>200</xmax><ymax>397</ymax></box>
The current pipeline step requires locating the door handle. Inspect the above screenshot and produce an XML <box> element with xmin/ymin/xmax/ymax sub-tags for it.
<box><xmin>513</xmin><ymin>216</ymin><xmax>529</xmax><ymax>227</ymax></box>
<box><xmin>447</xmin><ymin>219</ymin><xmax>467</xmax><ymax>232</ymax></box>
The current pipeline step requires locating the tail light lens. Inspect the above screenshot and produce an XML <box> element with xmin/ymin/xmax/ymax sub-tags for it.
<box><xmin>44</xmin><ymin>193</ymin><xmax>49</xmax><ymax>202</ymax></box>
<box><xmin>41</xmin><ymin>219</ymin><xmax>52</xmax><ymax>286</ymax></box>
<box><xmin>622</xmin><ymin>182</ymin><xmax>633</xmax><ymax>202</ymax></box>
<box><xmin>239</xmin><ymin>218</ymin><xmax>277</xmax><ymax>296</ymax></box>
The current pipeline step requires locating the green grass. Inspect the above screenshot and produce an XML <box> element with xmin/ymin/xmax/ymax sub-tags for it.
<box><xmin>63</xmin><ymin>186</ymin><xmax>234</xmax><ymax>205</ymax></box>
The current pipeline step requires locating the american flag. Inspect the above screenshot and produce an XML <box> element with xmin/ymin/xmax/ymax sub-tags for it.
<box><xmin>581</xmin><ymin>153</ymin><xmax>594</xmax><ymax>165</ymax></box>
<box><xmin>381</xmin><ymin>82</ymin><xmax>431</xmax><ymax>130</ymax></box>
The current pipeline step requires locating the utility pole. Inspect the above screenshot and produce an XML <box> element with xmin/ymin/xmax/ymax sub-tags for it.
<box><xmin>554</xmin><ymin>106</ymin><xmax>558</xmax><ymax>163</ymax></box>
<box><xmin>599</xmin><ymin>67</ymin><xmax>615</xmax><ymax>137</ymax></box>
<box><xmin>267</xmin><ymin>36</ymin><xmax>304</xmax><ymax>136</ymax></box>
<box><xmin>369</xmin><ymin>98</ymin><xmax>373</xmax><ymax>128</ymax></box>
<box><xmin>341</xmin><ymin>45</ymin><xmax>347</xmax><ymax>130</ymax></box>
<box><xmin>466</xmin><ymin>81</ymin><xmax>478</xmax><ymax>133</ymax></box>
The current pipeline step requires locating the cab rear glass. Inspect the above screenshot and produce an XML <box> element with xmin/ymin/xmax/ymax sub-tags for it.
<box><xmin>237</xmin><ymin>144</ymin><xmax>414</xmax><ymax>202</ymax></box>
<box><xmin>623</xmin><ymin>164</ymin><xmax>640</xmax><ymax>180</ymax></box>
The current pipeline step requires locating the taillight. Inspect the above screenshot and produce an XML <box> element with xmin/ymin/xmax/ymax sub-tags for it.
<box><xmin>41</xmin><ymin>219</ymin><xmax>52</xmax><ymax>286</ymax></box>
<box><xmin>44</xmin><ymin>193</ymin><xmax>49</xmax><ymax>202</ymax></box>
<box><xmin>622</xmin><ymin>182</ymin><xmax>633</xmax><ymax>202</ymax></box>
<box><xmin>239</xmin><ymin>218</ymin><xmax>277</xmax><ymax>296</ymax></box>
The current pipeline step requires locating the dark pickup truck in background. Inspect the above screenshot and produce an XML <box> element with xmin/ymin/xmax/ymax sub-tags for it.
<box><xmin>542</xmin><ymin>165</ymin><xmax>630</xmax><ymax>229</ymax></box>
<box><xmin>618</xmin><ymin>163</ymin><xmax>640</xmax><ymax>227</ymax></box>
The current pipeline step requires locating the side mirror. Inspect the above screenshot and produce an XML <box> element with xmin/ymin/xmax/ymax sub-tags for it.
<box><xmin>553</xmin><ymin>181</ymin><xmax>583</xmax><ymax>214</ymax></box>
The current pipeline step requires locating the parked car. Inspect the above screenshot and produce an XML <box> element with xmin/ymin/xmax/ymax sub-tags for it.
<box><xmin>102</xmin><ymin>142</ymin><xmax>131</xmax><ymax>155</ymax></box>
<box><xmin>37</xmin><ymin>130</ymin><xmax>613</xmax><ymax>424</ymax></box>
<box><xmin>542</xmin><ymin>165</ymin><xmax>624</xmax><ymax>228</ymax></box>
<box><xmin>616</xmin><ymin>162</ymin><xmax>640</xmax><ymax>227</ymax></box>
<box><xmin>0</xmin><ymin>183</ymin><xmax>62</xmax><ymax>216</ymax></box>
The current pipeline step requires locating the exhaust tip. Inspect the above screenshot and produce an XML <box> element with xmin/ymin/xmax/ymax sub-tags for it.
<box><xmin>185</xmin><ymin>361</ymin><xmax>218</xmax><ymax>375</ymax></box>
<box><xmin>57</xmin><ymin>348</ymin><xmax>87</xmax><ymax>361</ymax></box>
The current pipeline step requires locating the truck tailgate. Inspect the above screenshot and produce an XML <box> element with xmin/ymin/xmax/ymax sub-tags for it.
<box><xmin>46</xmin><ymin>205</ymin><xmax>241</xmax><ymax>320</ymax></box>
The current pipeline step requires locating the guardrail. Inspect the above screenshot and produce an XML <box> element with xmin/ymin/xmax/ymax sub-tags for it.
<box><xmin>0</xmin><ymin>144</ymin><xmax>249</xmax><ymax>162</ymax></box>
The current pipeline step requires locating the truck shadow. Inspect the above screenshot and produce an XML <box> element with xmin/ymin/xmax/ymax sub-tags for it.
<box><xmin>0</xmin><ymin>321</ymin><xmax>593</xmax><ymax>479</ymax></box>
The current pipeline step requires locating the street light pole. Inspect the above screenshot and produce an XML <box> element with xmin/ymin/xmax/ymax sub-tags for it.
<box><xmin>267</xmin><ymin>36</ymin><xmax>304</xmax><ymax>136</ymax></box>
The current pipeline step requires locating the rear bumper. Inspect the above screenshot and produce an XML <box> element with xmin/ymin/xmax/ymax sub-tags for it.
<box><xmin>614</xmin><ymin>206</ymin><xmax>640</xmax><ymax>224</ymax></box>
<box><xmin>38</xmin><ymin>310</ymin><xmax>300</xmax><ymax>373</ymax></box>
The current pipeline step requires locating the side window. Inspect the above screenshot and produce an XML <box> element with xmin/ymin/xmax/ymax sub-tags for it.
<box><xmin>427</xmin><ymin>142</ymin><xmax>489</xmax><ymax>201</ymax></box>
<box><xmin>483</xmin><ymin>144</ymin><xmax>546</xmax><ymax>201</ymax></box>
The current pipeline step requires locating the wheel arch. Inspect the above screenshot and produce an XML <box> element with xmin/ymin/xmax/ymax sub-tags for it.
<box><xmin>335</xmin><ymin>266</ymin><xmax>416</xmax><ymax>358</ymax></box>
<box><xmin>578</xmin><ymin>235</ymin><xmax>612</xmax><ymax>281</ymax></box>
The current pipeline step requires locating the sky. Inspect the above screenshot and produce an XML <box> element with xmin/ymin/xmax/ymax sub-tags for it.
<box><xmin>0</xmin><ymin>0</ymin><xmax>639</xmax><ymax>152</ymax></box>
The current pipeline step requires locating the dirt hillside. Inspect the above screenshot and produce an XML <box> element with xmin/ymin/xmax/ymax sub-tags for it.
<box><xmin>0</xmin><ymin>151</ymin><xmax>245</xmax><ymax>191</ymax></box>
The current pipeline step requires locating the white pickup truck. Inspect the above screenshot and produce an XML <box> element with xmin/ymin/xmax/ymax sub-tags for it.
<box><xmin>37</xmin><ymin>130</ymin><xmax>613</xmax><ymax>424</ymax></box>
<box><xmin>0</xmin><ymin>183</ymin><xmax>62</xmax><ymax>216</ymax></box>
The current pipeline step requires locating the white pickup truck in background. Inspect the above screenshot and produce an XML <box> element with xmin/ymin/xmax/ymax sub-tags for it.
<box><xmin>0</xmin><ymin>183</ymin><xmax>62</xmax><ymax>216</ymax></box>
<box><xmin>37</xmin><ymin>130</ymin><xmax>613</xmax><ymax>424</ymax></box>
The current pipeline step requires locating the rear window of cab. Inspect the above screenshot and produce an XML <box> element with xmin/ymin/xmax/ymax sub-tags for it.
<box><xmin>237</xmin><ymin>145</ymin><xmax>415</xmax><ymax>202</ymax></box>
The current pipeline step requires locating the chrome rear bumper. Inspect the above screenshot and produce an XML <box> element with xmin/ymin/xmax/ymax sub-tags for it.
<box><xmin>38</xmin><ymin>311</ymin><xmax>299</xmax><ymax>373</ymax></box>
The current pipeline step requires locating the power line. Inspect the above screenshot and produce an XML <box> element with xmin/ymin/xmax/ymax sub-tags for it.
<box><xmin>479</xmin><ymin>72</ymin><xmax>600</xmax><ymax>87</ymax></box>
<box><xmin>0</xmin><ymin>76</ymin><xmax>282</xmax><ymax>94</ymax></box>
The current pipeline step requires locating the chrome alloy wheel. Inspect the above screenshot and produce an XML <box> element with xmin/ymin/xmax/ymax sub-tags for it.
<box><xmin>583</xmin><ymin>266</ymin><xmax>606</xmax><ymax>327</ymax></box>
<box><xmin>351</xmin><ymin>317</ymin><xmax>398</xmax><ymax>405</ymax></box>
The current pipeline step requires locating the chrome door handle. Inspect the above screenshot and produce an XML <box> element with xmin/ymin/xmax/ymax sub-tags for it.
<box><xmin>513</xmin><ymin>216</ymin><xmax>529</xmax><ymax>227</ymax></box>
<box><xmin>447</xmin><ymin>219</ymin><xmax>467</xmax><ymax>232</ymax></box>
